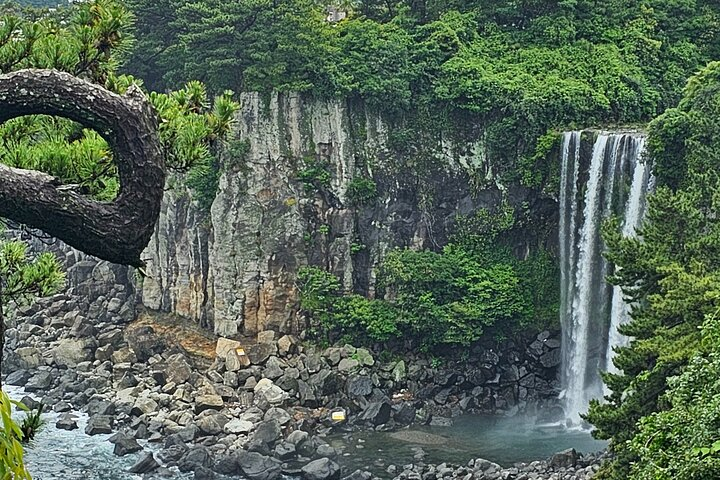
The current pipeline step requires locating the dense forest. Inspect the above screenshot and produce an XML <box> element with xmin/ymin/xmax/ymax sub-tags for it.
<box><xmin>3</xmin><ymin>0</ymin><xmax>720</xmax><ymax>479</ymax></box>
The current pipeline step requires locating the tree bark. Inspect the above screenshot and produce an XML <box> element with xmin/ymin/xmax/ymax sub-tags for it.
<box><xmin>0</xmin><ymin>69</ymin><xmax>165</xmax><ymax>267</ymax></box>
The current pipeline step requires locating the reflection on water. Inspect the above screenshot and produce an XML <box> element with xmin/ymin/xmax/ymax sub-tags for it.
<box><xmin>328</xmin><ymin>415</ymin><xmax>607</xmax><ymax>474</ymax></box>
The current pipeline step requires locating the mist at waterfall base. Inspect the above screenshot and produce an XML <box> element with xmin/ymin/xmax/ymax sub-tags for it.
<box><xmin>559</xmin><ymin>130</ymin><xmax>652</xmax><ymax>426</ymax></box>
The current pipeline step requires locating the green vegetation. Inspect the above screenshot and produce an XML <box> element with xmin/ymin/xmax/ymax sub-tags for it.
<box><xmin>0</xmin><ymin>391</ymin><xmax>31</xmax><ymax>479</ymax></box>
<box><xmin>585</xmin><ymin>62</ymin><xmax>720</xmax><ymax>479</ymax></box>
<box><xmin>299</xmin><ymin>204</ymin><xmax>559</xmax><ymax>349</ymax></box>
<box><xmin>123</xmin><ymin>0</ymin><xmax>720</xmax><ymax>190</ymax></box>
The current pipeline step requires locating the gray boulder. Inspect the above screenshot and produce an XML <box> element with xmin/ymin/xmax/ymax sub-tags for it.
<box><xmin>85</xmin><ymin>415</ymin><xmax>114</xmax><ymax>435</ymax></box>
<box><xmin>301</xmin><ymin>458</ymin><xmax>341</xmax><ymax>480</ymax></box>
<box><xmin>236</xmin><ymin>451</ymin><xmax>282</xmax><ymax>480</ymax></box>
<box><xmin>128</xmin><ymin>452</ymin><xmax>159</xmax><ymax>474</ymax></box>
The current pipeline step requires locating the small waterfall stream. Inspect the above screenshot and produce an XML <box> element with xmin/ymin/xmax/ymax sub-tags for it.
<box><xmin>559</xmin><ymin>131</ymin><xmax>652</xmax><ymax>425</ymax></box>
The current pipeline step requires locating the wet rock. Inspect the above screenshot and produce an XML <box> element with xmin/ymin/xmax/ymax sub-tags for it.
<box><xmin>85</xmin><ymin>415</ymin><xmax>114</xmax><ymax>435</ymax></box>
<box><xmin>346</xmin><ymin>375</ymin><xmax>373</xmax><ymax>397</ymax></box>
<box><xmin>194</xmin><ymin>466</ymin><xmax>216</xmax><ymax>480</ymax></box>
<box><xmin>112</xmin><ymin>433</ymin><xmax>142</xmax><ymax>456</ymax></box>
<box><xmin>25</xmin><ymin>371</ymin><xmax>53</xmax><ymax>392</ymax></box>
<box><xmin>178</xmin><ymin>446</ymin><xmax>212</xmax><ymax>472</ymax></box>
<box><xmin>540</xmin><ymin>349</ymin><xmax>562</xmax><ymax>368</ymax></box>
<box><xmin>55</xmin><ymin>413</ymin><xmax>78</xmax><ymax>431</ymax></box>
<box><xmin>301</xmin><ymin>458</ymin><xmax>341</xmax><ymax>480</ymax></box>
<box><xmin>236</xmin><ymin>451</ymin><xmax>282</xmax><ymax>480</ymax></box>
<box><xmin>128</xmin><ymin>452</ymin><xmax>160</xmax><ymax>474</ymax></box>
<box><xmin>361</xmin><ymin>401</ymin><xmax>391</xmax><ymax>426</ymax></box>
<box><xmin>5</xmin><ymin>370</ymin><xmax>31</xmax><ymax>386</ymax></box>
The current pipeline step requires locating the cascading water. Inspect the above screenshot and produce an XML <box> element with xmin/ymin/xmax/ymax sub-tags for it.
<box><xmin>559</xmin><ymin>131</ymin><xmax>653</xmax><ymax>426</ymax></box>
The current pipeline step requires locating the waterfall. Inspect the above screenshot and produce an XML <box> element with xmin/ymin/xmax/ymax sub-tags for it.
<box><xmin>559</xmin><ymin>131</ymin><xmax>652</xmax><ymax>426</ymax></box>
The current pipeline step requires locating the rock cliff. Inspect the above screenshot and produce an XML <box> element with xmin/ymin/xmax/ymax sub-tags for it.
<box><xmin>140</xmin><ymin>93</ymin><xmax>552</xmax><ymax>338</ymax></box>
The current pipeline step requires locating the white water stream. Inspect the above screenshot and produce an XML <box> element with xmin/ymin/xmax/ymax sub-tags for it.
<box><xmin>559</xmin><ymin>131</ymin><xmax>652</xmax><ymax>425</ymax></box>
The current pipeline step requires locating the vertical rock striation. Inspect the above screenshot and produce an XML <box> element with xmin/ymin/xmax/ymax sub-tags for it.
<box><xmin>141</xmin><ymin>93</ymin><xmax>546</xmax><ymax>338</ymax></box>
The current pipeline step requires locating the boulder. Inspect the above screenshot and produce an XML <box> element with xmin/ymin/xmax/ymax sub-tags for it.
<box><xmin>25</xmin><ymin>371</ymin><xmax>53</xmax><ymax>392</ymax></box>
<box><xmin>550</xmin><ymin>448</ymin><xmax>578</xmax><ymax>468</ymax></box>
<box><xmin>301</xmin><ymin>458</ymin><xmax>341</xmax><ymax>480</ymax></box>
<box><xmin>361</xmin><ymin>401</ymin><xmax>391</xmax><ymax>426</ymax></box>
<box><xmin>346</xmin><ymin>375</ymin><xmax>373</xmax><ymax>397</ymax></box>
<box><xmin>55</xmin><ymin>414</ymin><xmax>78</xmax><ymax>431</ymax></box>
<box><xmin>337</xmin><ymin>358</ymin><xmax>359</xmax><ymax>373</ymax></box>
<box><xmin>254</xmin><ymin>378</ymin><xmax>286</xmax><ymax>405</ymax></box>
<box><xmin>5</xmin><ymin>370</ymin><xmax>31</xmax><ymax>386</ymax></box>
<box><xmin>236</xmin><ymin>451</ymin><xmax>282</xmax><ymax>480</ymax></box>
<box><xmin>131</xmin><ymin>396</ymin><xmax>159</xmax><ymax>416</ymax></box>
<box><xmin>128</xmin><ymin>452</ymin><xmax>160</xmax><ymax>474</ymax></box>
<box><xmin>224</xmin><ymin>418</ymin><xmax>254</xmax><ymax>434</ymax></box>
<box><xmin>112</xmin><ymin>433</ymin><xmax>142</xmax><ymax>456</ymax></box>
<box><xmin>216</xmin><ymin>338</ymin><xmax>242</xmax><ymax>359</ymax></box>
<box><xmin>166</xmin><ymin>354</ymin><xmax>193</xmax><ymax>385</ymax></box>
<box><xmin>354</xmin><ymin>348</ymin><xmax>374</xmax><ymax>366</ymax></box>
<box><xmin>277</xmin><ymin>335</ymin><xmax>298</xmax><ymax>356</ymax></box>
<box><xmin>178</xmin><ymin>446</ymin><xmax>212</xmax><ymax>472</ymax></box>
<box><xmin>252</xmin><ymin>420</ymin><xmax>282</xmax><ymax>444</ymax></box>
<box><xmin>226</xmin><ymin>349</ymin><xmax>251</xmax><ymax>371</ymax></box>
<box><xmin>53</xmin><ymin>338</ymin><xmax>95</xmax><ymax>368</ymax></box>
<box><xmin>195</xmin><ymin>394</ymin><xmax>224</xmax><ymax>414</ymax></box>
<box><xmin>263</xmin><ymin>407</ymin><xmax>291</xmax><ymax>425</ymax></box>
<box><xmin>85</xmin><ymin>415</ymin><xmax>114</xmax><ymax>435</ymax></box>
<box><xmin>247</xmin><ymin>343</ymin><xmax>277</xmax><ymax>365</ymax></box>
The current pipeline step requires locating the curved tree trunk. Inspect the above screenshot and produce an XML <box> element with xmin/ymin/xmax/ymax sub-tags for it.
<box><xmin>0</xmin><ymin>69</ymin><xmax>165</xmax><ymax>267</ymax></box>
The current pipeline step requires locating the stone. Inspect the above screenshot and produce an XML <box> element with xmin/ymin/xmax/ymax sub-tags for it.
<box><xmin>112</xmin><ymin>347</ymin><xmax>137</xmax><ymax>364</ymax></box>
<box><xmin>178</xmin><ymin>446</ymin><xmax>212</xmax><ymax>472</ymax></box>
<box><xmin>85</xmin><ymin>415</ymin><xmax>114</xmax><ymax>435</ymax></box>
<box><xmin>25</xmin><ymin>371</ymin><xmax>53</xmax><ymax>392</ymax></box>
<box><xmin>257</xmin><ymin>330</ymin><xmax>276</xmax><ymax>344</ymax></box>
<box><xmin>263</xmin><ymin>356</ymin><xmax>285</xmax><ymax>379</ymax></box>
<box><xmin>247</xmin><ymin>343</ymin><xmax>277</xmax><ymax>365</ymax></box>
<box><xmin>19</xmin><ymin>396</ymin><xmax>41</xmax><ymax>411</ymax></box>
<box><xmin>277</xmin><ymin>335</ymin><xmax>298</xmax><ymax>356</ymax></box>
<box><xmin>132</xmin><ymin>396</ymin><xmax>159</xmax><ymax>416</ymax></box>
<box><xmin>354</xmin><ymin>348</ymin><xmax>374</xmax><ymax>366</ymax></box>
<box><xmin>196</xmin><ymin>415</ymin><xmax>224</xmax><ymax>436</ymax></box>
<box><xmin>5</xmin><ymin>370</ymin><xmax>31</xmax><ymax>386</ymax></box>
<box><xmin>55</xmin><ymin>414</ymin><xmax>78</xmax><ymax>431</ymax></box>
<box><xmin>194</xmin><ymin>466</ymin><xmax>216</xmax><ymax>480</ymax></box>
<box><xmin>392</xmin><ymin>360</ymin><xmax>407</xmax><ymax>382</ymax></box>
<box><xmin>125</xmin><ymin>326</ymin><xmax>165</xmax><ymax>362</ymax></box>
<box><xmin>112</xmin><ymin>433</ymin><xmax>143</xmax><ymax>456</ymax></box>
<box><xmin>274</xmin><ymin>441</ymin><xmax>297</xmax><ymax>460</ymax></box>
<box><xmin>195</xmin><ymin>394</ymin><xmax>224</xmax><ymax>414</ymax></box>
<box><xmin>540</xmin><ymin>349</ymin><xmax>562</xmax><ymax>368</ymax></box>
<box><xmin>216</xmin><ymin>337</ymin><xmax>242</xmax><ymax>359</ymax></box>
<box><xmin>252</xmin><ymin>420</ymin><xmax>282</xmax><ymax>444</ymax></box>
<box><xmin>263</xmin><ymin>407</ymin><xmax>291</xmax><ymax>425</ymax></box>
<box><xmin>167</xmin><ymin>354</ymin><xmax>194</xmax><ymax>385</ymax></box>
<box><xmin>550</xmin><ymin>448</ymin><xmax>578</xmax><ymax>468</ymax></box>
<box><xmin>337</xmin><ymin>358</ymin><xmax>359</xmax><ymax>373</ymax></box>
<box><xmin>346</xmin><ymin>375</ymin><xmax>373</xmax><ymax>397</ymax></box>
<box><xmin>394</xmin><ymin>403</ymin><xmax>416</xmax><ymax>425</ymax></box>
<box><xmin>361</xmin><ymin>401</ymin><xmax>391</xmax><ymax>426</ymax></box>
<box><xmin>287</xmin><ymin>430</ymin><xmax>309</xmax><ymax>445</ymax></box>
<box><xmin>128</xmin><ymin>452</ymin><xmax>160</xmax><ymax>474</ymax></box>
<box><xmin>301</xmin><ymin>458</ymin><xmax>341</xmax><ymax>480</ymax></box>
<box><xmin>226</xmin><ymin>349</ymin><xmax>251</xmax><ymax>371</ymax></box>
<box><xmin>95</xmin><ymin>345</ymin><xmax>114</xmax><ymax>362</ymax></box>
<box><xmin>236</xmin><ymin>451</ymin><xmax>282</xmax><ymax>480</ymax></box>
<box><xmin>14</xmin><ymin>347</ymin><xmax>43</xmax><ymax>369</ymax></box>
<box><xmin>224</xmin><ymin>418</ymin><xmax>254</xmax><ymax>434</ymax></box>
<box><xmin>254</xmin><ymin>378</ymin><xmax>286</xmax><ymax>405</ymax></box>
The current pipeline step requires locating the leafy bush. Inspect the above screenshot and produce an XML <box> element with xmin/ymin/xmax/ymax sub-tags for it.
<box><xmin>298</xmin><ymin>157</ymin><xmax>331</xmax><ymax>194</ymax></box>
<box><xmin>345</xmin><ymin>177</ymin><xmax>378</xmax><ymax>206</ymax></box>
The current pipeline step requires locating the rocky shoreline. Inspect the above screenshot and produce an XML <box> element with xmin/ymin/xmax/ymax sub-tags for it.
<box><xmin>4</xmin><ymin>257</ymin><xmax>602</xmax><ymax>479</ymax></box>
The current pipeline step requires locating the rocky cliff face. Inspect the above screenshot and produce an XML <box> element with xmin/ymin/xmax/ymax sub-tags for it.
<box><xmin>140</xmin><ymin>93</ymin><xmax>552</xmax><ymax>338</ymax></box>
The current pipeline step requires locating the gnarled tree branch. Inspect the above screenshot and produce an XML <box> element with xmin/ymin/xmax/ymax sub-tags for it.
<box><xmin>0</xmin><ymin>69</ymin><xmax>164</xmax><ymax>267</ymax></box>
